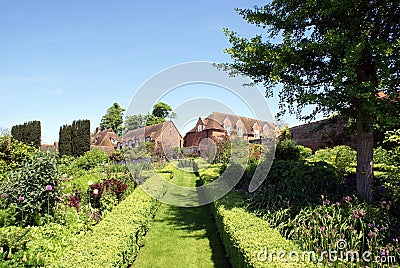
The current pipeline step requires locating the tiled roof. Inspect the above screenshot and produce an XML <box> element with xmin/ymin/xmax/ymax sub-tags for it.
<box><xmin>123</xmin><ymin>121</ymin><xmax>181</xmax><ymax>142</ymax></box>
<box><xmin>91</xmin><ymin>128</ymin><xmax>121</xmax><ymax>147</ymax></box>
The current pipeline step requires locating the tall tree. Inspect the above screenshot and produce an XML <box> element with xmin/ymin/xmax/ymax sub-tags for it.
<box><xmin>223</xmin><ymin>1</ymin><xmax>400</xmax><ymax>201</ymax></box>
<box><xmin>145</xmin><ymin>102</ymin><xmax>176</xmax><ymax>126</ymax></box>
<box><xmin>59</xmin><ymin>124</ymin><xmax>72</xmax><ymax>157</ymax></box>
<box><xmin>124</xmin><ymin>114</ymin><xmax>147</xmax><ymax>133</ymax></box>
<box><xmin>71</xmin><ymin>120</ymin><xmax>90</xmax><ymax>157</ymax></box>
<box><xmin>151</xmin><ymin>102</ymin><xmax>172</xmax><ymax>118</ymax></box>
<box><xmin>11</xmin><ymin>121</ymin><xmax>41</xmax><ymax>148</ymax></box>
<box><xmin>100</xmin><ymin>103</ymin><xmax>125</xmax><ymax>136</ymax></box>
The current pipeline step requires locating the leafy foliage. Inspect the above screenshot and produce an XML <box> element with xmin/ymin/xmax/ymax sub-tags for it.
<box><xmin>124</xmin><ymin>114</ymin><xmax>147</xmax><ymax>133</ymax></box>
<box><xmin>100</xmin><ymin>102</ymin><xmax>125</xmax><ymax>136</ymax></box>
<box><xmin>223</xmin><ymin>0</ymin><xmax>400</xmax><ymax>201</ymax></box>
<box><xmin>0</xmin><ymin>151</ymin><xmax>61</xmax><ymax>226</ymax></box>
<box><xmin>11</xmin><ymin>120</ymin><xmax>41</xmax><ymax>148</ymax></box>
<box><xmin>72</xmin><ymin>148</ymin><xmax>108</xmax><ymax>171</ymax></box>
<box><xmin>0</xmin><ymin>135</ymin><xmax>37</xmax><ymax>181</ymax></box>
<box><xmin>212</xmin><ymin>191</ymin><xmax>310</xmax><ymax>267</ymax></box>
<box><xmin>54</xmin><ymin>188</ymin><xmax>158</xmax><ymax>268</ymax></box>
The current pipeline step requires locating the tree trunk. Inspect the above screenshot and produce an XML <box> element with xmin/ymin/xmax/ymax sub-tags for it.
<box><xmin>356</xmin><ymin>111</ymin><xmax>374</xmax><ymax>202</ymax></box>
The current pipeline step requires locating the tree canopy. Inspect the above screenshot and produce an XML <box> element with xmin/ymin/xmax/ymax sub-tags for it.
<box><xmin>223</xmin><ymin>0</ymin><xmax>400</xmax><ymax>201</ymax></box>
<box><xmin>124</xmin><ymin>114</ymin><xmax>147</xmax><ymax>133</ymax></box>
<box><xmin>100</xmin><ymin>103</ymin><xmax>125</xmax><ymax>136</ymax></box>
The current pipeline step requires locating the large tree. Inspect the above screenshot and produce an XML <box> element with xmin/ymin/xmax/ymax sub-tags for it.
<box><xmin>124</xmin><ymin>114</ymin><xmax>147</xmax><ymax>133</ymax></box>
<box><xmin>223</xmin><ymin>1</ymin><xmax>399</xmax><ymax>201</ymax></box>
<box><xmin>100</xmin><ymin>103</ymin><xmax>125</xmax><ymax>136</ymax></box>
<box><xmin>145</xmin><ymin>102</ymin><xmax>176</xmax><ymax>126</ymax></box>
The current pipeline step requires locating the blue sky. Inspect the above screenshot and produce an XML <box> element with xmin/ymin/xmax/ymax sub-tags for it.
<box><xmin>0</xmin><ymin>1</ymin><xmax>311</xmax><ymax>143</ymax></box>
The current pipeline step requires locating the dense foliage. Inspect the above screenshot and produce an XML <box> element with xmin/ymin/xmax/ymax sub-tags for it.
<box><xmin>100</xmin><ymin>102</ymin><xmax>125</xmax><ymax>136</ymax></box>
<box><xmin>53</xmin><ymin>188</ymin><xmax>158</xmax><ymax>268</ymax></box>
<box><xmin>1</xmin><ymin>151</ymin><xmax>60</xmax><ymax>226</ymax></box>
<box><xmin>223</xmin><ymin>1</ymin><xmax>400</xmax><ymax>202</ymax></box>
<box><xmin>59</xmin><ymin>120</ymin><xmax>90</xmax><ymax>157</ymax></box>
<box><xmin>11</xmin><ymin>121</ymin><xmax>41</xmax><ymax>148</ymax></box>
<box><xmin>0</xmin><ymin>135</ymin><xmax>37</xmax><ymax>181</ymax></box>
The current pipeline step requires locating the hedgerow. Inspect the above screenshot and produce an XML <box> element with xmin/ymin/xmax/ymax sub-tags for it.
<box><xmin>212</xmin><ymin>191</ymin><xmax>311</xmax><ymax>267</ymax></box>
<box><xmin>52</xmin><ymin>188</ymin><xmax>158</xmax><ymax>268</ymax></box>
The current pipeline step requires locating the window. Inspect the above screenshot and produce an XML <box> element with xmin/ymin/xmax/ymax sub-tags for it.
<box><xmin>145</xmin><ymin>137</ymin><xmax>151</xmax><ymax>142</ymax></box>
<box><xmin>238</xmin><ymin>128</ymin><xmax>243</xmax><ymax>137</ymax></box>
<box><xmin>117</xmin><ymin>142</ymin><xmax>121</xmax><ymax>149</ymax></box>
<box><xmin>135</xmin><ymin>139</ymin><xmax>140</xmax><ymax>147</ymax></box>
<box><xmin>197</xmin><ymin>125</ymin><xmax>203</xmax><ymax>132</ymax></box>
<box><xmin>128</xmin><ymin>140</ymin><xmax>133</xmax><ymax>147</ymax></box>
<box><xmin>123</xmin><ymin>141</ymin><xmax>126</xmax><ymax>147</ymax></box>
<box><xmin>225</xmin><ymin>125</ymin><xmax>230</xmax><ymax>136</ymax></box>
<box><xmin>254</xmin><ymin>130</ymin><xmax>260</xmax><ymax>139</ymax></box>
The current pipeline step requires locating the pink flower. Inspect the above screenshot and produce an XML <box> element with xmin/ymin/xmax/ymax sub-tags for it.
<box><xmin>18</xmin><ymin>196</ymin><xmax>24</xmax><ymax>202</ymax></box>
<box><xmin>46</xmin><ymin>185</ymin><xmax>53</xmax><ymax>191</ymax></box>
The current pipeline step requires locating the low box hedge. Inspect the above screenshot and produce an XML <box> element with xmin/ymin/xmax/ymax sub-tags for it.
<box><xmin>212</xmin><ymin>191</ymin><xmax>313</xmax><ymax>268</ymax></box>
<box><xmin>52</xmin><ymin>188</ymin><xmax>158</xmax><ymax>268</ymax></box>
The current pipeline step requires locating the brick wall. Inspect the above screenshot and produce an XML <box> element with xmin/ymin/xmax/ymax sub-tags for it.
<box><xmin>289</xmin><ymin>118</ymin><xmax>356</xmax><ymax>153</ymax></box>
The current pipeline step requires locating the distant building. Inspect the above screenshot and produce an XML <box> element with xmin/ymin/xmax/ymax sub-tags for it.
<box><xmin>40</xmin><ymin>142</ymin><xmax>58</xmax><ymax>152</ymax></box>
<box><xmin>121</xmin><ymin>120</ymin><xmax>183</xmax><ymax>152</ymax></box>
<box><xmin>90</xmin><ymin>127</ymin><xmax>121</xmax><ymax>154</ymax></box>
<box><xmin>183</xmin><ymin>111</ymin><xmax>275</xmax><ymax>148</ymax></box>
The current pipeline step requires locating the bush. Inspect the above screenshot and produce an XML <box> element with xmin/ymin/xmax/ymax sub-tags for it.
<box><xmin>212</xmin><ymin>191</ymin><xmax>311</xmax><ymax>267</ymax></box>
<box><xmin>309</xmin><ymin>146</ymin><xmax>356</xmax><ymax>180</ymax></box>
<box><xmin>72</xmin><ymin>149</ymin><xmax>108</xmax><ymax>170</ymax></box>
<box><xmin>247</xmin><ymin>160</ymin><xmax>342</xmax><ymax>215</ymax></box>
<box><xmin>274</xmin><ymin>139</ymin><xmax>309</xmax><ymax>161</ymax></box>
<box><xmin>0</xmin><ymin>136</ymin><xmax>37</xmax><ymax>181</ymax></box>
<box><xmin>53</xmin><ymin>188</ymin><xmax>158</xmax><ymax>268</ymax></box>
<box><xmin>0</xmin><ymin>151</ymin><xmax>61</xmax><ymax>226</ymax></box>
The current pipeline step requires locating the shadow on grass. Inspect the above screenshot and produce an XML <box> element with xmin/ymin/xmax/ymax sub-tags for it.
<box><xmin>150</xmin><ymin>177</ymin><xmax>230</xmax><ymax>267</ymax></box>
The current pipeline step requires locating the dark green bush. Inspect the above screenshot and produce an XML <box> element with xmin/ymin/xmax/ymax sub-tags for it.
<box><xmin>274</xmin><ymin>139</ymin><xmax>310</xmax><ymax>161</ymax></box>
<box><xmin>249</xmin><ymin>160</ymin><xmax>342</xmax><ymax>215</ymax></box>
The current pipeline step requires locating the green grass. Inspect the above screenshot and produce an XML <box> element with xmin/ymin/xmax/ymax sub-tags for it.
<box><xmin>132</xmin><ymin>168</ymin><xmax>229</xmax><ymax>268</ymax></box>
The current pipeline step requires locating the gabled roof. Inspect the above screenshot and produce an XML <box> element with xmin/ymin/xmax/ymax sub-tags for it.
<box><xmin>91</xmin><ymin>128</ymin><xmax>121</xmax><ymax>147</ymax></box>
<box><xmin>123</xmin><ymin>121</ymin><xmax>182</xmax><ymax>142</ymax></box>
<box><xmin>206</xmin><ymin>111</ymin><xmax>272</xmax><ymax>134</ymax></box>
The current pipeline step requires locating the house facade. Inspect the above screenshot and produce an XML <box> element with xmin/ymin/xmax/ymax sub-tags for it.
<box><xmin>183</xmin><ymin>111</ymin><xmax>275</xmax><ymax>148</ymax></box>
<box><xmin>121</xmin><ymin>120</ymin><xmax>183</xmax><ymax>152</ymax></box>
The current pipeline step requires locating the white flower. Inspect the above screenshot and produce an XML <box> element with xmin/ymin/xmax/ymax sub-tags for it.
<box><xmin>88</xmin><ymin>180</ymin><xmax>93</xmax><ymax>186</ymax></box>
<box><xmin>93</xmin><ymin>189</ymin><xmax>99</xmax><ymax>195</ymax></box>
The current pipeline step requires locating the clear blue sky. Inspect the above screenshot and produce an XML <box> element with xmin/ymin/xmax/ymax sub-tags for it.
<box><xmin>0</xmin><ymin>1</ymin><xmax>311</xmax><ymax>143</ymax></box>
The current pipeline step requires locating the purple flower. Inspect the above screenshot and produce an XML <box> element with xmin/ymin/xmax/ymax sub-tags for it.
<box><xmin>319</xmin><ymin>226</ymin><xmax>326</xmax><ymax>231</ymax></box>
<box><xmin>343</xmin><ymin>196</ymin><xmax>352</xmax><ymax>202</ymax></box>
<box><xmin>352</xmin><ymin>209</ymin><xmax>366</xmax><ymax>219</ymax></box>
<box><xmin>1</xmin><ymin>193</ymin><xmax>7</xmax><ymax>198</ymax></box>
<box><xmin>18</xmin><ymin>196</ymin><xmax>24</xmax><ymax>202</ymax></box>
<box><xmin>323</xmin><ymin>199</ymin><xmax>331</xmax><ymax>205</ymax></box>
<box><xmin>46</xmin><ymin>185</ymin><xmax>53</xmax><ymax>191</ymax></box>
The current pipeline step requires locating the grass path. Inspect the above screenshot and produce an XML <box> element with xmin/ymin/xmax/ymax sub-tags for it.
<box><xmin>132</xmin><ymin>169</ymin><xmax>230</xmax><ymax>268</ymax></box>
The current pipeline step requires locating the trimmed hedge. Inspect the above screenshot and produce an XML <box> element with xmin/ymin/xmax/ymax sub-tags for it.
<box><xmin>212</xmin><ymin>191</ymin><xmax>312</xmax><ymax>268</ymax></box>
<box><xmin>52</xmin><ymin>188</ymin><xmax>158</xmax><ymax>268</ymax></box>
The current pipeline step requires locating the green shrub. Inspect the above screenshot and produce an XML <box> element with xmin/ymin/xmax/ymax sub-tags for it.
<box><xmin>52</xmin><ymin>188</ymin><xmax>158</xmax><ymax>268</ymax></box>
<box><xmin>274</xmin><ymin>139</ymin><xmax>310</xmax><ymax>161</ymax></box>
<box><xmin>0</xmin><ymin>136</ymin><xmax>37</xmax><ymax>181</ymax></box>
<box><xmin>0</xmin><ymin>151</ymin><xmax>61</xmax><ymax>226</ymax></box>
<box><xmin>309</xmin><ymin>146</ymin><xmax>356</xmax><ymax>179</ymax></box>
<box><xmin>72</xmin><ymin>148</ymin><xmax>108</xmax><ymax>170</ymax></box>
<box><xmin>248</xmin><ymin>160</ymin><xmax>342</xmax><ymax>215</ymax></box>
<box><xmin>212</xmin><ymin>191</ymin><xmax>311</xmax><ymax>267</ymax></box>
